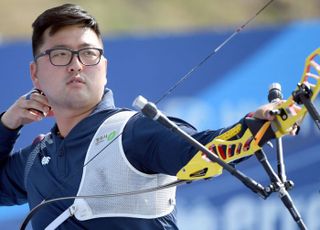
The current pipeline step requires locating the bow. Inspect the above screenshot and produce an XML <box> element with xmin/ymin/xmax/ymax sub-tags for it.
<box><xmin>177</xmin><ymin>47</ymin><xmax>320</xmax><ymax>180</ymax></box>
<box><xmin>20</xmin><ymin>1</ymin><xmax>276</xmax><ymax>229</ymax></box>
<box><xmin>133</xmin><ymin>46</ymin><xmax>320</xmax><ymax>230</ymax></box>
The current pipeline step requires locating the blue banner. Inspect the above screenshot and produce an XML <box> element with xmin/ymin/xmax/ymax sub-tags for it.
<box><xmin>0</xmin><ymin>20</ymin><xmax>319</xmax><ymax>229</ymax></box>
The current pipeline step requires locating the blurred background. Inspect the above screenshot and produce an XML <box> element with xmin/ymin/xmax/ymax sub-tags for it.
<box><xmin>1</xmin><ymin>0</ymin><xmax>320</xmax><ymax>229</ymax></box>
<box><xmin>1</xmin><ymin>0</ymin><xmax>320</xmax><ymax>39</ymax></box>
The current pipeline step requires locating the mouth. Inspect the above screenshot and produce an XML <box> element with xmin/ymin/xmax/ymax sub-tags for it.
<box><xmin>67</xmin><ymin>75</ymin><xmax>85</xmax><ymax>85</ymax></box>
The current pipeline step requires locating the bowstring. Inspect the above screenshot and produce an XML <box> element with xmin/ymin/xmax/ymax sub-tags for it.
<box><xmin>155</xmin><ymin>0</ymin><xmax>274</xmax><ymax>105</ymax></box>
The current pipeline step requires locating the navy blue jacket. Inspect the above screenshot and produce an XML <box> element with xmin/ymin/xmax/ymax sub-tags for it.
<box><xmin>0</xmin><ymin>89</ymin><xmax>242</xmax><ymax>229</ymax></box>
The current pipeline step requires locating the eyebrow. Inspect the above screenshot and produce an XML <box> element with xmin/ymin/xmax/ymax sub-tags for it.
<box><xmin>50</xmin><ymin>43</ymin><xmax>101</xmax><ymax>50</ymax></box>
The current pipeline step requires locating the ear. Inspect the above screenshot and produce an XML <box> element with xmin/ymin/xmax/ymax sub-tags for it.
<box><xmin>103</xmin><ymin>56</ymin><xmax>108</xmax><ymax>74</ymax></box>
<box><xmin>103</xmin><ymin>56</ymin><xmax>108</xmax><ymax>84</ymax></box>
<box><xmin>30</xmin><ymin>62</ymin><xmax>41</xmax><ymax>89</ymax></box>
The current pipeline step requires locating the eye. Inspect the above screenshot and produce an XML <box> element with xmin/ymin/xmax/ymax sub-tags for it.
<box><xmin>50</xmin><ymin>49</ymin><xmax>70</xmax><ymax>58</ymax></box>
<box><xmin>81</xmin><ymin>49</ymin><xmax>99</xmax><ymax>57</ymax></box>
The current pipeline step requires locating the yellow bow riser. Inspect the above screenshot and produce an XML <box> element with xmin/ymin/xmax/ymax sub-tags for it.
<box><xmin>177</xmin><ymin>122</ymin><xmax>271</xmax><ymax>180</ymax></box>
<box><xmin>177</xmin><ymin>47</ymin><xmax>320</xmax><ymax>181</ymax></box>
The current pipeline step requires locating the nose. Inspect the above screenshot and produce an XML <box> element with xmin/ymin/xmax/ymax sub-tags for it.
<box><xmin>67</xmin><ymin>54</ymin><xmax>83</xmax><ymax>72</ymax></box>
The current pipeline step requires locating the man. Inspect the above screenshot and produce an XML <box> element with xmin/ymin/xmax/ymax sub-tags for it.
<box><xmin>0</xmin><ymin>4</ymin><xmax>285</xmax><ymax>230</ymax></box>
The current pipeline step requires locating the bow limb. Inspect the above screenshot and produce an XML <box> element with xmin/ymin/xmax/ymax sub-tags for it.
<box><xmin>272</xmin><ymin>47</ymin><xmax>320</xmax><ymax>137</ymax></box>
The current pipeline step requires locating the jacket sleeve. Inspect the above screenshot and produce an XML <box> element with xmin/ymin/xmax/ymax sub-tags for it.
<box><xmin>0</xmin><ymin>113</ymin><xmax>28</xmax><ymax>205</ymax></box>
<box><xmin>123</xmin><ymin>114</ymin><xmax>237</xmax><ymax>176</ymax></box>
<box><xmin>0</xmin><ymin>113</ymin><xmax>21</xmax><ymax>158</ymax></box>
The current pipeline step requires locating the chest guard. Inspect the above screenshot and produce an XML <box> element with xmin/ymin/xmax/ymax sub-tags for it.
<box><xmin>46</xmin><ymin>111</ymin><xmax>176</xmax><ymax>229</ymax></box>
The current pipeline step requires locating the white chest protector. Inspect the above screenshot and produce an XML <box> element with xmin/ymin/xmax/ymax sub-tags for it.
<box><xmin>46</xmin><ymin>111</ymin><xmax>177</xmax><ymax>229</ymax></box>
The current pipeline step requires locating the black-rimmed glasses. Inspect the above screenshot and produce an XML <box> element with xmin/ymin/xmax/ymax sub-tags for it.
<box><xmin>34</xmin><ymin>47</ymin><xmax>104</xmax><ymax>66</ymax></box>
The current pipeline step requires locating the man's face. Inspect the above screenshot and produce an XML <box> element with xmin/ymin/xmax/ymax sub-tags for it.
<box><xmin>30</xmin><ymin>25</ymin><xmax>107</xmax><ymax>113</ymax></box>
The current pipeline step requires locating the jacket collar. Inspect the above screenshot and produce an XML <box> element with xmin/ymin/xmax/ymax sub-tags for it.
<box><xmin>91</xmin><ymin>88</ymin><xmax>116</xmax><ymax>115</ymax></box>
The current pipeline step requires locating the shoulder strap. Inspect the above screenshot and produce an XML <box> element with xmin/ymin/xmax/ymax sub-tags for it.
<box><xmin>24</xmin><ymin>133</ymin><xmax>52</xmax><ymax>189</ymax></box>
<box><xmin>23</xmin><ymin>109</ymin><xmax>131</xmax><ymax>189</ymax></box>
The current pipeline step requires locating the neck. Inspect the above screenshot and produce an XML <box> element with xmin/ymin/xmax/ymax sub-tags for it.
<box><xmin>53</xmin><ymin>107</ymin><xmax>94</xmax><ymax>137</ymax></box>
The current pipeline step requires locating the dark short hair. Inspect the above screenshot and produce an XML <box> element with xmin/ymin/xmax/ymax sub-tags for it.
<box><xmin>32</xmin><ymin>4</ymin><xmax>102</xmax><ymax>57</ymax></box>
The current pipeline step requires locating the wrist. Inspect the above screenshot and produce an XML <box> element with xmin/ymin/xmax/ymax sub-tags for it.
<box><xmin>0</xmin><ymin>112</ymin><xmax>23</xmax><ymax>131</ymax></box>
<box><xmin>245</xmin><ymin>112</ymin><xmax>255</xmax><ymax>118</ymax></box>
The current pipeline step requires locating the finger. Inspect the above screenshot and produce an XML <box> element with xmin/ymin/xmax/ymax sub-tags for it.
<box><xmin>292</xmin><ymin>104</ymin><xmax>302</xmax><ymax>113</ymax></box>
<box><xmin>25</xmin><ymin>89</ymin><xmax>50</xmax><ymax>106</ymax></box>
<box><xmin>264</xmin><ymin>111</ymin><xmax>275</xmax><ymax>121</ymax></box>
<box><xmin>25</xmin><ymin>88</ymin><xmax>43</xmax><ymax>100</ymax></box>
<box><xmin>254</xmin><ymin>105</ymin><xmax>276</xmax><ymax>120</ymax></box>
<box><xmin>23</xmin><ymin>97</ymin><xmax>50</xmax><ymax>115</ymax></box>
<box><xmin>23</xmin><ymin>108</ymin><xmax>44</xmax><ymax>121</ymax></box>
<box><xmin>47</xmin><ymin>109</ymin><xmax>54</xmax><ymax>117</ymax></box>
<box><xmin>27</xmin><ymin>91</ymin><xmax>49</xmax><ymax>104</ymax></box>
<box><xmin>24</xmin><ymin>90</ymin><xmax>51</xmax><ymax>117</ymax></box>
<box><xmin>289</xmin><ymin>125</ymin><xmax>298</xmax><ymax>136</ymax></box>
<box><xmin>27</xmin><ymin>95</ymin><xmax>51</xmax><ymax>115</ymax></box>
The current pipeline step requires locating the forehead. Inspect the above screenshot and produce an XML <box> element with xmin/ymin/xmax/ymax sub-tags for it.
<box><xmin>41</xmin><ymin>25</ymin><xmax>103</xmax><ymax>50</ymax></box>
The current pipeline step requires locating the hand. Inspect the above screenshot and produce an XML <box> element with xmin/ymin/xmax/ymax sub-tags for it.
<box><xmin>252</xmin><ymin>101</ymin><xmax>285</xmax><ymax>121</ymax></box>
<box><xmin>253</xmin><ymin>100</ymin><xmax>301</xmax><ymax>135</ymax></box>
<box><xmin>1</xmin><ymin>89</ymin><xmax>52</xmax><ymax>130</ymax></box>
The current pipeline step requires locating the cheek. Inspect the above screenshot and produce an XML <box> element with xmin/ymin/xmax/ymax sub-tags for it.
<box><xmin>95</xmin><ymin>69</ymin><xmax>107</xmax><ymax>97</ymax></box>
<box><xmin>95</xmin><ymin>73</ymin><xmax>107</xmax><ymax>93</ymax></box>
<box><xmin>95</xmin><ymin>66</ymin><xmax>107</xmax><ymax>86</ymax></box>
<box><xmin>37</xmin><ymin>74</ymin><xmax>52</xmax><ymax>87</ymax></box>
<box><xmin>35</xmin><ymin>68</ymin><xmax>61</xmax><ymax>93</ymax></box>
<box><xmin>101</xmin><ymin>74</ymin><xmax>107</xmax><ymax>85</ymax></box>
<box><xmin>33</xmin><ymin>77</ymin><xmax>41</xmax><ymax>89</ymax></box>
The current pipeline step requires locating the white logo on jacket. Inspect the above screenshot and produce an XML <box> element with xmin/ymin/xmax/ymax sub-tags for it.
<box><xmin>41</xmin><ymin>156</ymin><xmax>51</xmax><ymax>165</ymax></box>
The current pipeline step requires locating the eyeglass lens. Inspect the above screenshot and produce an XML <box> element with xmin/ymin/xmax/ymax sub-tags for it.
<box><xmin>49</xmin><ymin>48</ymin><xmax>102</xmax><ymax>66</ymax></box>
